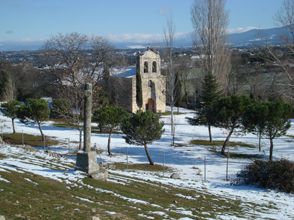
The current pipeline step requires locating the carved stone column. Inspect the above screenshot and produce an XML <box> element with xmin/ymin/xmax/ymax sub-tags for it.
<box><xmin>76</xmin><ymin>83</ymin><xmax>106</xmax><ymax>178</ymax></box>
<box><xmin>83</xmin><ymin>83</ymin><xmax>92</xmax><ymax>152</ymax></box>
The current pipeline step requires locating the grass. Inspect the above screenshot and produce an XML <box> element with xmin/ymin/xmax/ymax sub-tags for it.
<box><xmin>91</xmin><ymin>128</ymin><xmax>121</xmax><ymax>134</ymax></box>
<box><xmin>0</xmin><ymin>171</ymin><xmax>108</xmax><ymax>219</ymax></box>
<box><xmin>112</xmin><ymin>163</ymin><xmax>172</xmax><ymax>172</ymax></box>
<box><xmin>52</xmin><ymin>121</ymin><xmax>122</xmax><ymax>134</ymax></box>
<box><xmin>227</xmin><ymin>152</ymin><xmax>264</xmax><ymax>159</ymax></box>
<box><xmin>82</xmin><ymin>174</ymin><xmax>256</xmax><ymax>219</ymax></box>
<box><xmin>160</xmin><ymin>111</ymin><xmax>184</xmax><ymax>116</ymax></box>
<box><xmin>190</xmin><ymin>139</ymin><xmax>256</xmax><ymax>148</ymax></box>
<box><xmin>0</xmin><ymin>159</ymin><xmax>270</xmax><ymax>219</ymax></box>
<box><xmin>286</xmin><ymin>135</ymin><xmax>294</xmax><ymax>138</ymax></box>
<box><xmin>2</xmin><ymin>133</ymin><xmax>59</xmax><ymax>147</ymax></box>
<box><xmin>52</xmin><ymin>123</ymin><xmax>73</xmax><ymax>128</ymax></box>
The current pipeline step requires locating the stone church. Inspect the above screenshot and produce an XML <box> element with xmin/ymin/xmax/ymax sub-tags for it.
<box><xmin>110</xmin><ymin>48</ymin><xmax>166</xmax><ymax>113</ymax></box>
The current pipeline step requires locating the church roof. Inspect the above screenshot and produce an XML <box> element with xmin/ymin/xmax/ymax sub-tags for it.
<box><xmin>111</xmin><ymin>66</ymin><xmax>136</xmax><ymax>78</ymax></box>
<box><xmin>137</xmin><ymin>47</ymin><xmax>159</xmax><ymax>56</ymax></box>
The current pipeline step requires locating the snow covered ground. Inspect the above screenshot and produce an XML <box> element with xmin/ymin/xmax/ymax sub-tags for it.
<box><xmin>0</xmin><ymin>107</ymin><xmax>294</xmax><ymax>219</ymax></box>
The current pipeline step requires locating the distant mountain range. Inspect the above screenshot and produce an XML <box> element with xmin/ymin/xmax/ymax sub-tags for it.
<box><xmin>0</xmin><ymin>25</ymin><xmax>292</xmax><ymax>51</ymax></box>
<box><xmin>227</xmin><ymin>25</ymin><xmax>292</xmax><ymax>47</ymax></box>
<box><xmin>129</xmin><ymin>25</ymin><xmax>293</xmax><ymax>49</ymax></box>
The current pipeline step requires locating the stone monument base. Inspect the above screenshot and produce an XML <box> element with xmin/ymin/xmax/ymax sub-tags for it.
<box><xmin>76</xmin><ymin>151</ymin><xmax>108</xmax><ymax>180</ymax></box>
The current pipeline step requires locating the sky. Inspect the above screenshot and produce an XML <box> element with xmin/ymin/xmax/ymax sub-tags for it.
<box><xmin>0</xmin><ymin>0</ymin><xmax>284</xmax><ymax>44</ymax></box>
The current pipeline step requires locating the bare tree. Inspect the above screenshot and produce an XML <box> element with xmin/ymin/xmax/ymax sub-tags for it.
<box><xmin>44</xmin><ymin>33</ymin><xmax>115</xmax><ymax>148</ymax></box>
<box><xmin>271</xmin><ymin>0</ymin><xmax>294</xmax><ymax>104</ymax></box>
<box><xmin>191</xmin><ymin>0</ymin><xmax>231</xmax><ymax>94</ymax></box>
<box><xmin>44</xmin><ymin>33</ymin><xmax>88</xmax><ymax>149</ymax></box>
<box><xmin>163</xmin><ymin>17</ymin><xmax>176</xmax><ymax>146</ymax></box>
<box><xmin>275</xmin><ymin>0</ymin><xmax>294</xmax><ymax>42</ymax></box>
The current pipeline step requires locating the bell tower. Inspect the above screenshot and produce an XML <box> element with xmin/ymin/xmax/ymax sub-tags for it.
<box><xmin>136</xmin><ymin>48</ymin><xmax>165</xmax><ymax>113</ymax></box>
<box><xmin>137</xmin><ymin>48</ymin><xmax>161</xmax><ymax>76</ymax></box>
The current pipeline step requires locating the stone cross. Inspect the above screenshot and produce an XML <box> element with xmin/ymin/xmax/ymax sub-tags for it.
<box><xmin>83</xmin><ymin>83</ymin><xmax>92</xmax><ymax>152</ymax></box>
<box><xmin>75</xmin><ymin>83</ymin><xmax>108</xmax><ymax>180</ymax></box>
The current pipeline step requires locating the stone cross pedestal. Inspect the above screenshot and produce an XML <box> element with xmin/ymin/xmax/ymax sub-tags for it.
<box><xmin>75</xmin><ymin>83</ymin><xmax>108</xmax><ymax>180</ymax></box>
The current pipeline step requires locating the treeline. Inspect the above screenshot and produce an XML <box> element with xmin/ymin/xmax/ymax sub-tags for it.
<box><xmin>187</xmin><ymin>74</ymin><xmax>293</xmax><ymax>161</ymax></box>
<box><xmin>1</xmin><ymin>99</ymin><xmax>164</xmax><ymax>166</ymax></box>
<box><xmin>0</xmin><ymin>61</ymin><xmax>57</xmax><ymax>101</ymax></box>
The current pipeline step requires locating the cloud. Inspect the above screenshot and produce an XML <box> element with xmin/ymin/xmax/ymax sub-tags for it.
<box><xmin>106</xmin><ymin>33</ymin><xmax>163</xmax><ymax>43</ymax></box>
<box><xmin>105</xmin><ymin>32</ymin><xmax>191</xmax><ymax>44</ymax></box>
<box><xmin>227</xmin><ymin>26</ymin><xmax>258</xmax><ymax>34</ymax></box>
<box><xmin>5</xmin><ymin>30</ymin><xmax>14</xmax><ymax>34</ymax></box>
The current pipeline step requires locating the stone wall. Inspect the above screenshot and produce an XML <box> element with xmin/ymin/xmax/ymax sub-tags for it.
<box><xmin>141</xmin><ymin>74</ymin><xmax>166</xmax><ymax>113</ymax></box>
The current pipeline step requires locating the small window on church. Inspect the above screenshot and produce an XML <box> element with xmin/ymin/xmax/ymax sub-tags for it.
<box><xmin>144</xmin><ymin>61</ymin><xmax>148</xmax><ymax>73</ymax></box>
<box><xmin>148</xmin><ymin>80</ymin><xmax>153</xmax><ymax>88</ymax></box>
<box><xmin>152</xmin><ymin>61</ymin><xmax>157</xmax><ymax>73</ymax></box>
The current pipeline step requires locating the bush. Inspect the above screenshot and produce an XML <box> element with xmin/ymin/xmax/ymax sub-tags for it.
<box><xmin>51</xmin><ymin>98</ymin><xmax>71</xmax><ymax>119</ymax></box>
<box><xmin>237</xmin><ymin>159</ymin><xmax>294</xmax><ymax>193</ymax></box>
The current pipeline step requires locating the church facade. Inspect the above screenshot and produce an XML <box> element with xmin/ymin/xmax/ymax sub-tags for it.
<box><xmin>110</xmin><ymin>48</ymin><xmax>166</xmax><ymax>113</ymax></box>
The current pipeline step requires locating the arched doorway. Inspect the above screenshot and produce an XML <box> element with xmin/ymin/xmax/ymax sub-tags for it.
<box><xmin>145</xmin><ymin>98</ymin><xmax>156</xmax><ymax>112</ymax></box>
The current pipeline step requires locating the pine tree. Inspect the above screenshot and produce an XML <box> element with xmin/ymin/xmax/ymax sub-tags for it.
<box><xmin>261</xmin><ymin>101</ymin><xmax>292</xmax><ymax>161</ymax></box>
<box><xmin>214</xmin><ymin>95</ymin><xmax>250</xmax><ymax>155</ymax></box>
<box><xmin>243</xmin><ymin>100</ymin><xmax>268</xmax><ymax>152</ymax></box>
<box><xmin>18</xmin><ymin>99</ymin><xmax>50</xmax><ymax>141</ymax></box>
<box><xmin>243</xmin><ymin>100</ymin><xmax>292</xmax><ymax>160</ymax></box>
<box><xmin>1</xmin><ymin>100</ymin><xmax>22</xmax><ymax>133</ymax></box>
<box><xmin>93</xmin><ymin>105</ymin><xmax>128</xmax><ymax>156</ymax></box>
<box><xmin>121</xmin><ymin>111</ymin><xmax>164</xmax><ymax>165</ymax></box>
<box><xmin>187</xmin><ymin>73</ymin><xmax>221</xmax><ymax>142</ymax></box>
<box><xmin>136</xmin><ymin>71</ymin><xmax>143</xmax><ymax>109</ymax></box>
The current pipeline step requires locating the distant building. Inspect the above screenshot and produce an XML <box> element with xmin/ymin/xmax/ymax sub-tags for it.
<box><xmin>110</xmin><ymin>48</ymin><xmax>166</xmax><ymax>113</ymax></box>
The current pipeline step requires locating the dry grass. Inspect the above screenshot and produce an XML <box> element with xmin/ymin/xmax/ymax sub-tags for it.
<box><xmin>112</xmin><ymin>163</ymin><xmax>172</xmax><ymax>172</ymax></box>
<box><xmin>190</xmin><ymin>139</ymin><xmax>255</xmax><ymax>148</ymax></box>
<box><xmin>2</xmin><ymin>133</ymin><xmax>59</xmax><ymax>147</ymax></box>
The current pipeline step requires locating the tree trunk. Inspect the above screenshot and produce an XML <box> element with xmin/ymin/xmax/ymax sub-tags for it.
<box><xmin>107</xmin><ymin>129</ymin><xmax>113</xmax><ymax>156</ymax></box>
<box><xmin>208</xmin><ymin>124</ymin><xmax>212</xmax><ymax>142</ymax></box>
<box><xmin>258</xmin><ymin>133</ymin><xmax>262</xmax><ymax>152</ymax></box>
<box><xmin>79</xmin><ymin>128</ymin><xmax>82</xmax><ymax>150</ymax></box>
<box><xmin>37</xmin><ymin>122</ymin><xmax>45</xmax><ymax>141</ymax></box>
<box><xmin>170</xmin><ymin>104</ymin><xmax>175</xmax><ymax>146</ymax></box>
<box><xmin>144</xmin><ymin>144</ymin><xmax>154</xmax><ymax>165</ymax></box>
<box><xmin>12</xmin><ymin>118</ymin><xmax>15</xmax><ymax>134</ymax></box>
<box><xmin>269</xmin><ymin>138</ymin><xmax>274</xmax><ymax>161</ymax></box>
<box><xmin>221</xmin><ymin>129</ymin><xmax>234</xmax><ymax>155</ymax></box>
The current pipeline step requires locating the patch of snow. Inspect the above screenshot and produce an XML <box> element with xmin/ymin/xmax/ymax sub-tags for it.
<box><xmin>0</xmin><ymin>176</ymin><xmax>10</xmax><ymax>183</ymax></box>
<box><xmin>138</xmin><ymin>214</ymin><xmax>154</xmax><ymax>219</ymax></box>
<box><xmin>149</xmin><ymin>211</ymin><xmax>168</xmax><ymax>217</ymax></box>
<box><xmin>24</xmin><ymin>178</ymin><xmax>38</xmax><ymax>186</ymax></box>
<box><xmin>175</xmin><ymin>208</ymin><xmax>193</xmax><ymax>216</ymax></box>
<box><xmin>175</xmin><ymin>194</ymin><xmax>197</xmax><ymax>200</ymax></box>
<box><xmin>75</xmin><ymin>196</ymin><xmax>94</xmax><ymax>203</ymax></box>
<box><xmin>105</xmin><ymin>211</ymin><xmax>116</xmax><ymax>215</ymax></box>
